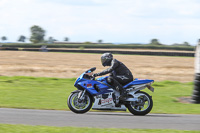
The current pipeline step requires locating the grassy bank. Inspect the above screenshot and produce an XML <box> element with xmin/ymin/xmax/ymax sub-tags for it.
<box><xmin>0</xmin><ymin>124</ymin><xmax>199</xmax><ymax>133</ymax></box>
<box><xmin>0</xmin><ymin>76</ymin><xmax>74</xmax><ymax>110</ymax></box>
<box><xmin>0</xmin><ymin>76</ymin><xmax>199</xmax><ymax>114</ymax></box>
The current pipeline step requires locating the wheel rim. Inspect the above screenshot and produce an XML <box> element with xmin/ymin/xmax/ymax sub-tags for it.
<box><xmin>70</xmin><ymin>93</ymin><xmax>91</xmax><ymax>111</ymax></box>
<box><xmin>130</xmin><ymin>93</ymin><xmax>150</xmax><ymax>112</ymax></box>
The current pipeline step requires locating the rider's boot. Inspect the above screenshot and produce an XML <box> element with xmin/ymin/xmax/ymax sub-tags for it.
<box><xmin>119</xmin><ymin>89</ymin><xmax>127</xmax><ymax>101</ymax></box>
<box><xmin>114</xmin><ymin>86</ymin><xmax>127</xmax><ymax>107</ymax></box>
<box><xmin>115</xmin><ymin>97</ymin><xmax>121</xmax><ymax>107</ymax></box>
<box><xmin>114</xmin><ymin>87</ymin><xmax>121</xmax><ymax>107</ymax></box>
<box><xmin>115</xmin><ymin>91</ymin><xmax>127</xmax><ymax>107</ymax></box>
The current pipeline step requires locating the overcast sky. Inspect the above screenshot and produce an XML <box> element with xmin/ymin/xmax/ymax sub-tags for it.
<box><xmin>0</xmin><ymin>0</ymin><xmax>200</xmax><ymax>45</ymax></box>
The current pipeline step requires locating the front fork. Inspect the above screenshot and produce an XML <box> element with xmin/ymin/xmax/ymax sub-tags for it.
<box><xmin>78</xmin><ymin>90</ymin><xmax>86</xmax><ymax>102</ymax></box>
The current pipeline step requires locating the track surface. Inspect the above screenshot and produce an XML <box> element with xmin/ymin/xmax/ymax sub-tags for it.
<box><xmin>0</xmin><ymin>108</ymin><xmax>199</xmax><ymax>130</ymax></box>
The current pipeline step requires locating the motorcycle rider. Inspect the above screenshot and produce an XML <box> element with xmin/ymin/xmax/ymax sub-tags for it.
<box><xmin>93</xmin><ymin>53</ymin><xmax>134</xmax><ymax>102</ymax></box>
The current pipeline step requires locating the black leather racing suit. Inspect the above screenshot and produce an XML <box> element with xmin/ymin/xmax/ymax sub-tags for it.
<box><xmin>96</xmin><ymin>59</ymin><xmax>133</xmax><ymax>92</ymax></box>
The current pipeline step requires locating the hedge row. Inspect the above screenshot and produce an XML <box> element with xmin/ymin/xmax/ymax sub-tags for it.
<box><xmin>0</xmin><ymin>43</ymin><xmax>195</xmax><ymax>51</ymax></box>
<box><xmin>0</xmin><ymin>47</ymin><xmax>195</xmax><ymax>57</ymax></box>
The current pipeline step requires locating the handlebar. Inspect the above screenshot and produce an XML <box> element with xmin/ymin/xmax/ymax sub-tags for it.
<box><xmin>84</xmin><ymin>67</ymin><xmax>96</xmax><ymax>80</ymax></box>
<box><xmin>86</xmin><ymin>67</ymin><xmax>96</xmax><ymax>73</ymax></box>
<box><xmin>84</xmin><ymin>73</ymin><xmax>95</xmax><ymax>80</ymax></box>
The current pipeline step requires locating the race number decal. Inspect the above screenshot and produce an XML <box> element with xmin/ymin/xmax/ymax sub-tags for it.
<box><xmin>101</xmin><ymin>98</ymin><xmax>113</xmax><ymax>104</ymax></box>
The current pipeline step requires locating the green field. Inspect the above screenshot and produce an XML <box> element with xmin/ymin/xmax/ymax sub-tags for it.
<box><xmin>0</xmin><ymin>76</ymin><xmax>199</xmax><ymax>114</ymax></box>
<box><xmin>0</xmin><ymin>124</ymin><xmax>199</xmax><ymax>133</ymax></box>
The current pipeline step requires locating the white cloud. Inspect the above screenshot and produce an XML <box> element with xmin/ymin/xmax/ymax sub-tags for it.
<box><xmin>0</xmin><ymin>0</ymin><xmax>200</xmax><ymax>44</ymax></box>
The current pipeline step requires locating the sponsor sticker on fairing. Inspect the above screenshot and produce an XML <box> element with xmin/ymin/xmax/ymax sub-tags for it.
<box><xmin>87</xmin><ymin>84</ymin><xmax>93</xmax><ymax>88</ymax></box>
<box><xmin>101</xmin><ymin>98</ymin><xmax>113</xmax><ymax>104</ymax></box>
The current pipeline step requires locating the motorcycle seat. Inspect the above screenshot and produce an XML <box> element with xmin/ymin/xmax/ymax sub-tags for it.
<box><xmin>123</xmin><ymin>78</ymin><xmax>154</xmax><ymax>89</ymax></box>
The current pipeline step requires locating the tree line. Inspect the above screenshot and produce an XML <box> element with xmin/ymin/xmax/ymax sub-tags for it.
<box><xmin>1</xmin><ymin>25</ymin><xmax>103</xmax><ymax>44</ymax></box>
<box><xmin>0</xmin><ymin>35</ymin><xmax>26</xmax><ymax>42</ymax></box>
<box><xmin>1</xmin><ymin>25</ymin><xmax>190</xmax><ymax>46</ymax></box>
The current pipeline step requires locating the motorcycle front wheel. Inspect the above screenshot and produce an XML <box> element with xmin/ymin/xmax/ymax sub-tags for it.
<box><xmin>67</xmin><ymin>91</ymin><xmax>93</xmax><ymax>114</ymax></box>
<box><xmin>126</xmin><ymin>91</ymin><xmax>153</xmax><ymax>116</ymax></box>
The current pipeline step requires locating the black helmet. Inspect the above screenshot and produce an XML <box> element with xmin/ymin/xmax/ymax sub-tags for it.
<box><xmin>101</xmin><ymin>53</ymin><xmax>113</xmax><ymax>66</ymax></box>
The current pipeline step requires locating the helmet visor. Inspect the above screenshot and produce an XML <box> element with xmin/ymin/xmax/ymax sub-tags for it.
<box><xmin>101</xmin><ymin>57</ymin><xmax>107</xmax><ymax>66</ymax></box>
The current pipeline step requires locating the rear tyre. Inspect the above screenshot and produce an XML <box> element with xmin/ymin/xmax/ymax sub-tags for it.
<box><xmin>67</xmin><ymin>91</ymin><xmax>92</xmax><ymax>114</ymax></box>
<box><xmin>126</xmin><ymin>91</ymin><xmax>153</xmax><ymax>116</ymax></box>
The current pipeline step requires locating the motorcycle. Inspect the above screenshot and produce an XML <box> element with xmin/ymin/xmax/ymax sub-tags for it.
<box><xmin>67</xmin><ymin>67</ymin><xmax>155</xmax><ymax>115</ymax></box>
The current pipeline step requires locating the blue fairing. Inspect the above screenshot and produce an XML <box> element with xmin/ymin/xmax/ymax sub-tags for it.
<box><xmin>96</xmin><ymin>76</ymin><xmax>109</xmax><ymax>84</ymax></box>
<box><xmin>123</xmin><ymin>78</ymin><xmax>154</xmax><ymax>88</ymax></box>
<box><xmin>74</xmin><ymin>74</ymin><xmax>112</xmax><ymax>95</ymax></box>
<box><xmin>74</xmin><ymin>71</ymin><xmax>154</xmax><ymax>96</ymax></box>
<box><xmin>77</xmin><ymin>79</ymin><xmax>112</xmax><ymax>95</ymax></box>
<box><xmin>74</xmin><ymin>73</ymin><xmax>85</xmax><ymax>87</ymax></box>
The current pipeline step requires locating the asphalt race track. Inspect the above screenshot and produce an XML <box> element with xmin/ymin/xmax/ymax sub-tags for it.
<box><xmin>0</xmin><ymin>108</ymin><xmax>200</xmax><ymax>130</ymax></box>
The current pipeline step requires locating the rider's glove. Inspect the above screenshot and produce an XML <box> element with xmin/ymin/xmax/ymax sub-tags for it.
<box><xmin>93</xmin><ymin>73</ymin><xmax>99</xmax><ymax>77</ymax></box>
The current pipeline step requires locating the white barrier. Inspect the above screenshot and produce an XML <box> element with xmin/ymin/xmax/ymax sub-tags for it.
<box><xmin>192</xmin><ymin>40</ymin><xmax>200</xmax><ymax>103</ymax></box>
<box><xmin>195</xmin><ymin>40</ymin><xmax>200</xmax><ymax>73</ymax></box>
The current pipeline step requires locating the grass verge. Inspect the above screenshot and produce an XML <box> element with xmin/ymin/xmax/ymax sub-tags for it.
<box><xmin>0</xmin><ymin>124</ymin><xmax>199</xmax><ymax>133</ymax></box>
<box><xmin>0</xmin><ymin>76</ymin><xmax>199</xmax><ymax>114</ymax></box>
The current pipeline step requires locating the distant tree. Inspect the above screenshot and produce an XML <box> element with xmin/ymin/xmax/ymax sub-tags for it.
<box><xmin>172</xmin><ymin>42</ymin><xmax>190</xmax><ymax>46</ymax></box>
<box><xmin>30</xmin><ymin>25</ymin><xmax>45</xmax><ymax>43</ymax></box>
<box><xmin>98</xmin><ymin>39</ymin><xmax>103</xmax><ymax>43</ymax></box>
<box><xmin>64</xmin><ymin>37</ymin><xmax>69</xmax><ymax>42</ymax></box>
<box><xmin>84</xmin><ymin>41</ymin><xmax>91</xmax><ymax>44</ymax></box>
<box><xmin>183</xmin><ymin>42</ymin><xmax>190</xmax><ymax>46</ymax></box>
<box><xmin>150</xmin><ymin>39</ymin><xmax>161</xmax><ymax>45</ymax></box>
<box><xmin>172</xmin><ymin>43</ymin><xmax>179</xmax><ymax>46</ymax></box>
<box><xmin>54</xmin><ymin>39</ymin><xmax>57</xmax><ymax>42</ymax></box>
<box><xmin>1</xmin><ymin>36</ymin><xmax>7</xmax><ymax>42</ymax></box>
<box><xmin>18</xmin><ymin>35</ymin><xmax>26</xmax><ymax>42</ymax></box>
<box><xmin>47</xmin><ymin>37</ymin><xmax>55</xmax><ymax>44</ymax></box>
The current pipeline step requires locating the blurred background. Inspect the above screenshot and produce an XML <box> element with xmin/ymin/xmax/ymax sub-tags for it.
<box><xmin>0</xmin><ymin>0</ymin><xmax>200</xmax><ymax>132</ymax></box>
<box><xmin>0</xmin><ymin>0</ymin><xmax>198</xmax><ymax>82</ymax></box>
<box><xmin>0</xmin><ymin>0</ymin><xmax>200</xmax><ymax>45</ymax></box>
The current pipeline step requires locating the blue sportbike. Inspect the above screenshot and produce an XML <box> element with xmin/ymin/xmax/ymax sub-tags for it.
<box><xmin>67</xmin><ymin>67</ymin><xmax>155</xmax><ymax>115</ymax></box>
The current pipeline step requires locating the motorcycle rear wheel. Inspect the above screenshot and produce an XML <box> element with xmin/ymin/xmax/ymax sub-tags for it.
<box><xmin>126</xmin><ymin>91</ymin><xmax>153</xmax><ymax>116</ymax></box>
<box><xmin>67</xmin><ymin>91</ymin><xmax>92</xmax><ymax>114</ymax></box>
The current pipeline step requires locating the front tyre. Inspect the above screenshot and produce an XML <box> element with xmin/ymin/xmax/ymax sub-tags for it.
<box><xmin>126</xmin><ymin>91</ymin><xmax>153</xmax><ymax>116</ymax></box>
<box><xmin>67</xmin><ymin>91</ymin><xmax>92</xmax><ymax>114</ymax></box>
